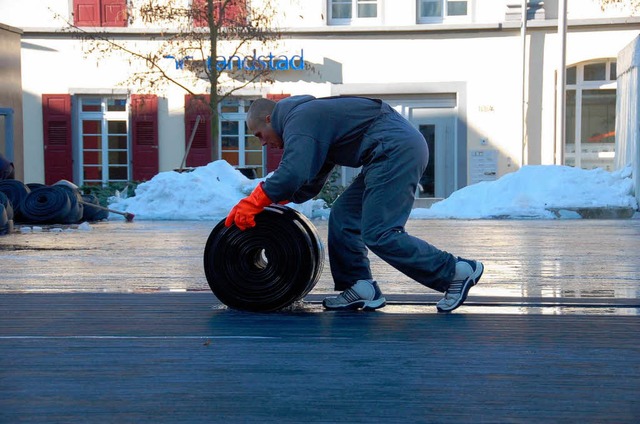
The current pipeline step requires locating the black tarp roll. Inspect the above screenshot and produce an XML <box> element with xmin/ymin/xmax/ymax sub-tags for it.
<box><xmin>81</xmin><ymin>194</ymin><xmax>109</xmax><ymax>221</ymax></box>
<box><xmin>203</xmin><ymin>205</ymin><xmax>324</xmax><ymax>312</ymax></box>
<box><xmin>55</xmin><ymin>185</ymin><xmax>84</xmax><ymax>224</ymax></box>
<box><xmin>0</xmin><ymin>180</ymin><xmax>30</xmax><ymax>223</ymax></box>
<box><xmin>0</xmin><ymin>191</ymin><xmax>13</xmax><ymax>221</ymax></box>
<box><xmin>21</xmin><ymin>186</ymin><xmax>71</xmax><ymax>224</ymax></box>
<box><xmin>26</xmin><ymin>183</ymin><xmax>46</xmax><ymax>191</ymax></box>
<box><xmin>0</xmin><ymin>204</ymin><xmax>8</xmax><ymax>235</ymax></box>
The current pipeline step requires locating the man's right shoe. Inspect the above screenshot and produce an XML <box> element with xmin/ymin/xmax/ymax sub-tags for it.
<box><xmin>437</xmin><ymin>258</ymin><xmax>484</xmax><ymax>313</ymax></box>
<box><xmin>322</xmin><ymin>280</ymin><xmax>387</xmax><ymax>311</ymax></box>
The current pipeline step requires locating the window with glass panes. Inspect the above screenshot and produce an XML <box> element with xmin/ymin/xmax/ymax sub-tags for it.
<box><xmin>329</xmin><ymin>0</ymin><xmax>378</xmax><ymax>24</ymax></box>
<box><xmin>78</xmin><ymin>97</ymin><xmax>129</xmax><ymax>185</ymax></box>
<box><xmin>219</xmin><ymin>99</ymin><xmax>264</xmax><ymax>178</ymax></box>
<box><xmin>564</xmin><ymin>59</ymin><xmax>617</xmax><ymax>171</ymax></box>
<box><xmin>418</xmin><ymin>0</ymin><xmax>468</xmax><ymax>23</ymax></box>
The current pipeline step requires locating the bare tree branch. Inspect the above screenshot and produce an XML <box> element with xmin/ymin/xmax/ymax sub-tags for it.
<box><xmin>599</xmin><ymin>0</ymin><xmax>640</xmax><ymax>13</ymax></box>
<box><xmin>53</xmin><ymin>0</ymin><xmax>282</xmax><ymax>163</ymax></box>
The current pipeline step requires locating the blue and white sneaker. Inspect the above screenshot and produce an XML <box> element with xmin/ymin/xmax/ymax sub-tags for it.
<box><xmin>437</xmin><ymin>258</ymin><xmax>484</xmax><ymax>313</ymax></box>
<box><xmin>322</xmin><ymin>280</ymin><xmax>387</xmax><ymax>311</ymax></box>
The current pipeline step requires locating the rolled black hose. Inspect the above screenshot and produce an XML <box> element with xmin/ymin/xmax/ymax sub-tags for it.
<box><xmin>204</xmin><ymin>205</ymin><xmax>324</xmax><ymax>312</ymax></box>
<box><xmin>0</xmin><ymin>191</ymin><xmax>13</xmax><ymax>221</ymax></box>
<box><xmin>55</xmin><ymin>185</ymin><xmax>84</xmax><ymax>224</ymax></box>
<box><xmin>21</xmin><ymin>186</ymin><xmax>71</xmax><ymax>224</ymax></box>
<box><xmin>0</xmin><ymin>180</ymin><xmax>30</xmax><ymax>223</ymax></box>
<box><xmin>81</xmin><ymin>194</ymin><xmax>109</xmax><ymax>221</ymax></box>
<box><xmin>26</xmin><ymin>183</ymin><xmax>46</xmax><ymax>191</ymax></box>
<box><xmin>0</xmin><ymin>204</ymin><xmax>9</xmax><ymax>235</ymax></box>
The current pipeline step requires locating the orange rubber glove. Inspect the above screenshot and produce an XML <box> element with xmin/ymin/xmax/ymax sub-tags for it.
<box><xmin>225</xmin><ymin>182</ymin><xmax>274</xmax><ymax>230</ymax></box>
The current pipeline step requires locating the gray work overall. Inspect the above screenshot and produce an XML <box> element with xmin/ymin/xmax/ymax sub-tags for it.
<box><xmin>328</xmin><ymin>104</ymin><xmax>456</xmax><ymax>292</ymax></box>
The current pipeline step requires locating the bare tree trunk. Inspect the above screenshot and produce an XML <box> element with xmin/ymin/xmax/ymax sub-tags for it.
<box><xmin>59</xmin><ymin>0</ymin><xmax>281</xmax><ymax>166</ymax></box>
<box><xmin>208</xmin><ymin>0</ymin><xmax>220</xmax><ymax>162</ymax></box>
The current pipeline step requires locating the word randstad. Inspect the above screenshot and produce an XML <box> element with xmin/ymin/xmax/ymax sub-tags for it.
<box><xmin>165</xmin><ymin>50</ymin><xmax>305</xmax><ymax>72</ymax></box>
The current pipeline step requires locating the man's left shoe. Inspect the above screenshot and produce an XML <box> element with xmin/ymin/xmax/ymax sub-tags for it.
<box><xmin>437</xmin><ymin>258</ymin><xmax>484</xmax><ymax>313</ymax></box>
<box><xmin>322</xmin><ymin>280</ymin><xmax>387</xmax><ymax>311</ymax></box>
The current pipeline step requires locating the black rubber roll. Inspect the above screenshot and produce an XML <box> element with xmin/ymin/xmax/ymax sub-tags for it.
<box><xmin>0</xmin><ymin>204</ymin><xmax>8</xmax><ymax>235</ymax></box>
<box><xmin>21</xmin><ymin>186</ymin><xmax>71</xmax><ymax>224</ymax></box>
<box><xmin>0</xmin><ymin>191</ymin><xmax>13</xmax><ymax>221</ymax></box>
<box><xmin>0</xmin><ymin>180</ymin><xmax>30</xmax><ymax>223</ymax></box>
<box><xmin>26</xmin><ymin>183</ymin><xmax>46</xmax><ymax>191</ymax></box>
<box><xmin>81</xmin><ymin>194</ymin><xmax>109</xmax><ymax>221</ymax></box>
<box><xmin>204</xmin><ymin>205</ymin><xmax>324</xmax><ymax>312</ymax></box>
<box><xmin>55</xmin><ymin>185</ymin><xmax>84</xmax><ymax>224</ymax></box>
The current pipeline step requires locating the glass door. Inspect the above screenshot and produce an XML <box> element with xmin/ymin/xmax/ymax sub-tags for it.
<box><xmin>417</xmin><ymin>124</ymin><xmax>436</xmax><ymax>197</ymax></box>
<box><xmin>410</xmin><ymin>110</ymin><xmax>456</xmax><ymax>199</ymax></box>
<box><xmin>564</xmin><ymin>60</ymin><xmax>617</xmax><ymax>171</ymax></box>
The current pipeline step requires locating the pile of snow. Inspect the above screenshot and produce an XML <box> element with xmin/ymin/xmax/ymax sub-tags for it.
<box><xmin>108</xmin><ymin>160</ymin><xmax>327</xmax><ymax>221</ymax></box>
<box><xmin>411</xmin><ymin>165</ymin><xmax>637</xmax><ymax>219</ymax></box>
<box><xmin>108</xmin><ymin>161</ymin><xmax>637</xmax><ymax>221</ymax></box>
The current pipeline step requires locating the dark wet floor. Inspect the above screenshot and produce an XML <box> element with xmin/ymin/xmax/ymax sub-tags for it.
<box><xmin>2</xmin><ymin>292</ymin><xmax>639</xmax><ymax>423</ymax></box>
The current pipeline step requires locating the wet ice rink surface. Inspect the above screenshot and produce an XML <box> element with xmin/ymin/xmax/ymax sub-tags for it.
<box><xmin>1</xmin><ymin>218</ymin><xmax>639</xmax><ymax>315</ymax></box>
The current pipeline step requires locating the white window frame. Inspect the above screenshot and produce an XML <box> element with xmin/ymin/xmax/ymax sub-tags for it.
<box><xmin>328</xmin><ymin>0</ymin><xmax>380</xmax><ymax>26</ymax></box>
<box><xmin>77</xmin><ymin>96</ymin><xmax>130</xmax><ymax>186</ymax></box>
<box><xmin>219</xmin><ymin>99</ymin><xmax>264</xmax><ymax>176</ymax></box>
<box><xmin>564</xmin><ymin>59</ymin><xmax>617</xmax><ymax>170</ymax></box>
<box><xmin>417</xmin><ymin>0</ymin><xmax>471</xmax><ymax>24</ymax></box>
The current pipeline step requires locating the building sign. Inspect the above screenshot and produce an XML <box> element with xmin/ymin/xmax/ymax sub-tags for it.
<box><xmin>164</xmin><ymin>50</ymin><xmax>305</xmax><ymax>72</ymax></box>
<box><xmin>469</xmin><ymin>150</ymin><xmax>498</xmax><ymax>184</ymax></box>
<box><xmin>216</xmin><ymin>50</ymin><xmax>304</xmax><ymax>71</ymax></box>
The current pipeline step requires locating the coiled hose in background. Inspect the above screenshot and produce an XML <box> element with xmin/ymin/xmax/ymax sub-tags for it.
<box><xmin>20</xmin><ymin>186</ymin><xmax>71</xmax><ymax>224</ymax></box>
<box><xmin>0</xmin><ymin>203</ymin><xmax>9</xmax><ymax>235</ymax></box>
<box><xmin>0</xmin><ymin>191</ymin><xmax>13</xmax><ymax>221</ymax></box>
<box><xmin>0</xmin><ymin>180</ymin><xmax>30</xmax><ymax>222</ymax></box>
<box><xmin>54</xmin><ymin>184</ymin><xmax>84</xmax><ymax>224</ymax></box>
<box><xmin>203</xmin><ymin>205</ymin><xmax>324</xmax><ymax>312</ymax></box>
<box><xmin>81</xmin><ymin>194</ymin><xmax>110</xmax><ymax>221</ymax></box>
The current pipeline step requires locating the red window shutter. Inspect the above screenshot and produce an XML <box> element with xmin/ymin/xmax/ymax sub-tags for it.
<box><xmin>102</xmin><ymin>0</ymin><xmax>127</xmax><ymax>27</ymax></box>
<box><xmin>42</xmin><ymin>94</ymin><xmax>73</xmax><ymax>185</ymax></box>
<box><xmin>221</xmin><ymin>0</ymin><xmax>247</xmax><ymax>26</ymax></box>
<box><xmin>193</xmin><ymin>0</ymin><xmax>247</xmax><ymax>27</ymax></box>
<box><xmin>265</xmin><ymin>94</ymin><xmax>290</xmax><ymax>173</ymax></box>
<box><xmin>74</xmin><ymin>0</ymin><xmax>101</xmax><ymax>26</ymax></box>
<box><xmin>192</xmin><ymin>0</ymin><xmax>208</xmax><ymax>27</ymax></box>
<box><xmin>130</xmin><ymin>94</ymin><xmax>159</xmax><ymax>181</ymax></box>
<box><xmin>184</xmin><ymin>95</ymin><xmax>212</xmax><ymax>167</ymax></box>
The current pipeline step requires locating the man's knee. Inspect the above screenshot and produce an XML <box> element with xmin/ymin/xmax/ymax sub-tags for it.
<box><xmin>362</xmin><ymin>227</ymin><xmax>402</xmax><ymax>254</ymax></box>
<box><xmin>328</xmin><ymin>198</ymin><xmax>360</xmax><ymax>234</ymax></box>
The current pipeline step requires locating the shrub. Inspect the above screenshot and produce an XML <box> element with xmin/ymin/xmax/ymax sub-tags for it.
<box><xmin>79</xmin><ymin>182</ymin><xmax>139</xmax><ymax>206</ymax></box>
<box><xmin>316</xmin><ymin>169</ymin><xmax>347</xmax><ymax>208</ymax></box>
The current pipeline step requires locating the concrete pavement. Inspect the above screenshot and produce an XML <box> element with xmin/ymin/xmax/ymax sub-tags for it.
<box><xmin>1</xmin><ymin>218</ymin><xmax>639</xmax><ymax>312</ymax></box>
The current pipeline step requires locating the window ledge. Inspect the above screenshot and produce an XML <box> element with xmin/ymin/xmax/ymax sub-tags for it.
<box><xmin>18</xmin><ymin>16</ymin><xmax>640</xmax><ymax>36</ymax></box>
<box><xmin>69</xmin><ymin>88</ymin><xmax>130</xmax><ymax>95</ymax></box>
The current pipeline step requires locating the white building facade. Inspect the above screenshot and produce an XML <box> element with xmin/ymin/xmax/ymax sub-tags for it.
<box><xmin>1</xmin><ymin>0</ymin><xmax>639</xmax><ymax>202</ymax></box>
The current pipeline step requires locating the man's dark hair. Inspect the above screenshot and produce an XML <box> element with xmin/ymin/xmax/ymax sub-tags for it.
<box><xmin>247</xmin><ymin>98</ymin><xmax>276</xmax><ymax>130</ymax></box>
